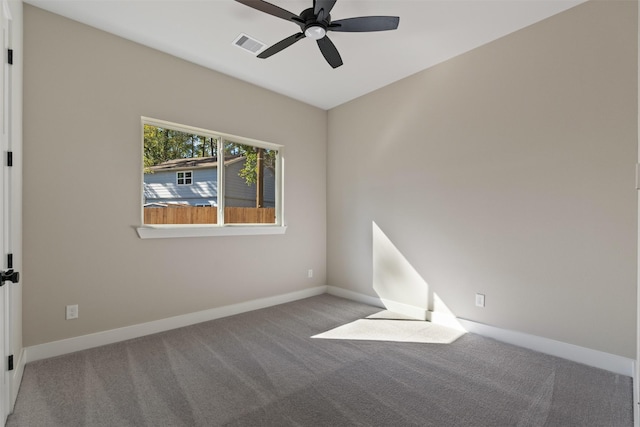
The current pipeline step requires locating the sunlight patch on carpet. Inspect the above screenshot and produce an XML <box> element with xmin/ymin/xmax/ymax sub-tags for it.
<box><xmin>312</xmin><ymin>311</ymin><xmax>466</xmax><ymax>344</ymax></box>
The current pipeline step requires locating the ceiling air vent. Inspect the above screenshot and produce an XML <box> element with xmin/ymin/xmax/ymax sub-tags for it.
<box><xmin>233</xmin><ymin>33</ymin><xmax>265</xmax><ymax>55</ymax></box>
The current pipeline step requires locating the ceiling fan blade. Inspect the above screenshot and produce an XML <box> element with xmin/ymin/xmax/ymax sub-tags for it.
<box><xmin>330</xmin><ymin>16</ymin><xmax>400</xmax><ymax>32</ymax></box>
<box><xmin>257</xmin><ymin>33</ymin><xmax>305</xmax><ymax>59</ymax></box>
<box><xmin>235</xmin><ymin>0</ymin><xmax>301</xmax><ymax>23</ymax></box>
<box><xmin>317</xmin><ymin>36</ymin><xmax>343</xmax><ymax>68</ymax></box>
<box><xmin>314</xmin><ymin>0</ymin><xmax>337</xmax><ymax>21</ymax></box>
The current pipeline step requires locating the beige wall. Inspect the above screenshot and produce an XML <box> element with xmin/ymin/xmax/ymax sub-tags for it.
<box><xmin>23</xmin><ymin>6</ymin><xmax>327</xmax><ymax>346</ymax></box>
<box><xmin>23</xmin><ymin>1</ymin><xmax>638</xmax><ymax>359</ymax></box>
<box><xmin>328</xmin><ymin>1</ymin><xmax>638</xmax><ymax>358</ymax></box>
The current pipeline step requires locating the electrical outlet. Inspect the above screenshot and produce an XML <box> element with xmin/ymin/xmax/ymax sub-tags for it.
<box><xmin>66</xmin><ymin>304</ymin><xmax>78</xmax><ymax>320</ymax></box>
<box><xmin>308</xmin><ymin>269</ymin><xmax>313</xmax><ymax>279</ymax></box>
<box><xmin>475</xmin><ymin>293</ymin><xmax>485</xmax><ymax>308</ymax></box>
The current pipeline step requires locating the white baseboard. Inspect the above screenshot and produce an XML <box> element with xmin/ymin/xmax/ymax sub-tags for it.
<box><xmin>426</xmin><ymin>311</ymin><xmax>466</xmax><ymax>332</ymax></box>
<box><xmin>330</xmin><ymin>287</ymin><xmax>634</xmax><ymax>377</ymax></box>
<box><xmin>327</xmin><ymin>286</ymin><xmax>463</xmax><ymax>328</ymax></box>
<box><xmin>25</xmin><ymin>286</ymin><xmax>328</xmax><ymax>363</ymax></box>
<box><xmin>22</xmin><ymin>285</ymin><xmax>635</xmax><ymax>379</ymax></box>
<box><xmin>326</xmin><ymin>286</ymin><xmax>384</xmax><ymax>308</ymax></box>
<box><xmin>379</xmin><ymin>298</ymin><xmax>429</xmax><ymax>320</ymax></box>
<box><xmin>457</xmin><ymin>318</ymin><xmax>634</xmax><ymax>377</ymax></box>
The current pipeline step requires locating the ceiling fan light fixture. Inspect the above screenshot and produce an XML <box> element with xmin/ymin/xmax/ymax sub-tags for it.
<box><xmin>304</xmin><ymin>25</ymin><xmax>326</xmax><ymax>40</ymax></box>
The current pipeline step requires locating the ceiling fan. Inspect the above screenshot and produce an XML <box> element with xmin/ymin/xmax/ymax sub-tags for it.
<box><xmin>235</xmin><ymin>0</ymin><xmax>400</xmax><ymax>69</ymax></box>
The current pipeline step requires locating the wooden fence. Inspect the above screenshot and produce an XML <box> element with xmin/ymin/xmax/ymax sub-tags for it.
<box><xmin>144</xmin><ymin>206</ymin><xmax>276</xmax><ymax>225</ymax></box>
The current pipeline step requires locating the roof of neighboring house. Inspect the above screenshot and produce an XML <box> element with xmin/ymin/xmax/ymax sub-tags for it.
<box><xmin>148</xmin><ymin>155</ymin><xmax>244</xmax><ymax>172</ymax></box>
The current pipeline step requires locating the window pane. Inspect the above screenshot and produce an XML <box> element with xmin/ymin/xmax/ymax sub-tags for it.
<box><xmin>143</xmin><ymin>124</ymin><xmax>219</xmax><ymax>224</ymax></box>
<box><xmin>223</xmin><ymin>140</ymin><xmax>277</xmax><ymax>224</ymax></box>
<box><xmin>142</xmin><ymin>119</ymin><xmax>282</xmax><ymax>228</ymax></box>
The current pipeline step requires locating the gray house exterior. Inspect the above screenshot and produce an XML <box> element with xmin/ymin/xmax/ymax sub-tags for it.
<box><xmin>143</xmin><ymin>156</ymin><xmax>275</xmax><ymax>207</ymax></box>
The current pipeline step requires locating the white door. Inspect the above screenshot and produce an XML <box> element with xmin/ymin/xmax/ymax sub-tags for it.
<box><xmin>0</xmin><ymin>1</ymin><xmax>16</xmax><ymax>423</ymax></box>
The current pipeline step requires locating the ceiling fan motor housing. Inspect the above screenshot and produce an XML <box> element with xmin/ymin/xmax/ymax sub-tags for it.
<box><xmin>299</xmin><ymin>8</ymin><xmax>330</xmax><ymax>39</ymax></box>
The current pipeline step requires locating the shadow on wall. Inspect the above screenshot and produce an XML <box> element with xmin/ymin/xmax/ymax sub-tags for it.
<box><xmin>372</xmin><ymin>221</ymin><xmax>464</xmax><ymax>331</ymax></box>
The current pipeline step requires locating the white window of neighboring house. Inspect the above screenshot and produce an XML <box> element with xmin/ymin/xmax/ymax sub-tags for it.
<box><xmin>176</xmin><ymin>171</ymin><xmax>193</xmax><ymax>185</ymax></box>
<box><xmin>139</xmin><ymin>117</ymin><xmax>285</xmax><ymax>239</ymax></box>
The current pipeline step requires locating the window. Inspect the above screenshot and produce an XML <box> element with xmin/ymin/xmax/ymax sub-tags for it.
<box><xmin>176</xmin><ymin>171</ymin><xmax>193</xmax><ymax>185</ymax></box>
<box><xmin>139</xmin><ymin>118</ymin><xmax>285</xmax><ymax>238</ymax></box>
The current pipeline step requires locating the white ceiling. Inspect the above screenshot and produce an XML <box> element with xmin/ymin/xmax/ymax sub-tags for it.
<box><xmin>24</xmin><ymin>0</ymin><xmax>586</xmax><ymax>110</ymax></box>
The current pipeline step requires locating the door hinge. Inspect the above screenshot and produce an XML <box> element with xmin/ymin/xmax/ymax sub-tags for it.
<box><xmin>8</xmin><ymin>355</ymin><xmax>13</xmax><ymax>371</ymax></box>
<box><xmin>7</xmin><ymin>49</ymin><xmax>12</xmax><ymax>65</ymax></box>
<box><xmin>7</xmin><ymin>253</ymin><xmax>12</xmax><ymax>269</ymax></box>
<box><xmin>7</xmin><ymin>151</ymin><xmax>12</xmax><ymax>167</ymax></box>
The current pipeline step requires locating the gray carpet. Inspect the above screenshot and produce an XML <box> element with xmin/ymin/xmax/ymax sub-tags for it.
<box><xmin>7</xmin><ymin>294</ymin><xmax>633</xmax><ymax>426</ymax></box>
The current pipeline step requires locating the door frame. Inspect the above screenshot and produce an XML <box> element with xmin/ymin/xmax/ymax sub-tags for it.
<box><xmin>2</xmin><ymin>0</ymin><xmax>21</xmax><ymax>421</ymax></box>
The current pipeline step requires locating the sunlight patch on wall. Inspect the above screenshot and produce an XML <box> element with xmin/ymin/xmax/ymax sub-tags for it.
<box><xmin>373</xmin><ymin>221</ymin><xmax>464</xmax><ymax>330</ymax></box>
<box><xmin>373</xmin><ymin>221</ymin><xmax>429</xmax><ymax>318</ymax></box>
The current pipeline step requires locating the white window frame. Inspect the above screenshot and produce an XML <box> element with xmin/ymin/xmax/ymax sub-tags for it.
<box><xmin>137</xmin><ymin>117</ymin><xmax>286</xmax><ymax>239</ymax></box>
<box><xmin>176</xmin><ymin>171</ymin><xmax>193</xmax><ymax>186</ymax></box>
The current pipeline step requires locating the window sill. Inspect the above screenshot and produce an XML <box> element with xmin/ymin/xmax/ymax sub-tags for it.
<box><xmin>136</xmin><ymin>224</ymin><xmax>287</xmax><ymax>239</ymax></box>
